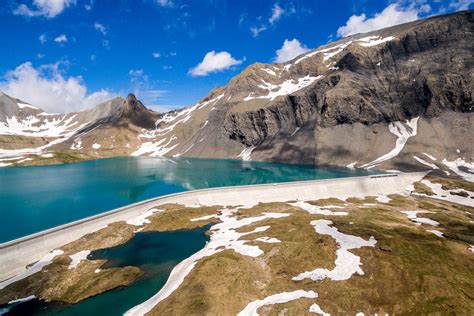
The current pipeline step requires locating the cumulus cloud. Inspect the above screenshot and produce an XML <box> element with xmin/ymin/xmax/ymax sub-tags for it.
<box><xmin>54</xmin><ymin>34</ymin><xmax>67</xmax><ymax>43</ymax></box>
<box><xmin>0</xmin><ymin>62</ymin><xmax>115</xmax><ymax>113</ymax></box>
<box><xmin>189</xmin><ymin>51</ymin><xmax>243</xmax><ymax>77</ymax></box>
<box><xmin>274</xmin><ymin>38</ymin><xmax>310</xmax><ymax>63</ymax></box>
<box><xmin>269</xmin><ymin>4</ymin><xmax>284</xmax><ymax>24</ymax></box>
<box><xmin>152</xmin><ymin>52</ymin><xmax>161</xmax><ymax>58</ymax></box>
<box><xmin>94</xmin><ymin>22</ymin><xmax>106</xmax><ymax>35</ymax></box>
<box><xmin>337</xmin><ymin>3</ymin><xmax>423</xmax><ymax>37</ymax></box>
<box><xmin>14</xmin><ymin>0</ymin><xmax>75</xmax><ymax>18</ymax></box>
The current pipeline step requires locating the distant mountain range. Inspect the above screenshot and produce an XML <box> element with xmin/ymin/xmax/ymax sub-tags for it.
<box><xmin>0</xmin><ymin>10</ymin><xmax>472</xmax><ymax>176</ymax></box>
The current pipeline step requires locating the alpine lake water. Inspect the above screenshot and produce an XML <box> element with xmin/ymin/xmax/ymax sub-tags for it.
<box><xmin>0</xmin><ymin>156</ymin><xmax>379</xmax><ymax>315</ymax></box>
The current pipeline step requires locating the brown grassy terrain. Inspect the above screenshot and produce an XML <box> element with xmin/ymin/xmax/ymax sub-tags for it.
<box><xmin>143</xmin><ymin>204</ymin><xmax>222</xmax><ymax>232</ymax></box>
<box><xmin>149</xmin><ymin>177</ymin><xmax>474</xmax><ymax>315</ymax></box>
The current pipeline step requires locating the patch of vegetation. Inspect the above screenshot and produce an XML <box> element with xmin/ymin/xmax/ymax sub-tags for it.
<box><xmin>413</xmin><ymin>181</ymin><xmax>435</xmax><ymax>195</ymax></box>
<box><xmin>143</xmin><ymin>204</ymin><xmax>222</xmax><ymax>232</ymax></box>
<box><xmin>426</xmin><ymin>174</ymin><xmax>474</xmax><ymax>192</ymax></box>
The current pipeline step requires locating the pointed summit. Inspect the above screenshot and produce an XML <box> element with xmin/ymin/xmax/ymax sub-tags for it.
<box><xmin>123</xmin><ymin>93</ymin><xmax>146</xmax><ymax>115</ymax></box>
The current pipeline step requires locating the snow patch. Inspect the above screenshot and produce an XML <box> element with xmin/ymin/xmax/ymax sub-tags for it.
<box><xmin>414</xmin><ymin>180</ymin><xmax>474</xmax><ymax>207</ymax></box>
<box><xmin>401</xmin><ymin>210</ymin><xmax>439</xmax><ymax>226</ymax></box>
<box><xmin>92</xmin><ymin>143</ymin><xmax>101</xmax><ymax>149</ymax></box>
<box><xmin>293</xmin><ymin>219</ymin><xmax>376</xmax><ymax>281</ymax></box>
<box><xmin>423</xmin><ymin>153</ymin><xmax>437</xmax><ymax>161</ymax></box>
<box><xmin>441</xmin><ymin>158</ymin><xmax>474</xmax><ymax>182</ymax></box>
<box><xmin>68</xmin><ymin>250</ymin><xmax>91</xmax><ymax>269</ymax></box>
<box><xmin>309</xmin><ymin>303</ymin><xmax>330</xmax><ymax>315</ymax></box>
<box><xmin>255</xmin><ymin>237</ymin><xmax>281</xmax><ymax>243</ymax></box>
<box><xmin>244</xmin><ymin>75</ymin><xmax>323</xmax><ymax>101</ymax></box>
<box><xmin>238</xmin><ymin>290</ymin><xmax>318</xmax><ymax>316</ymax></box>
<box><xmin>346</xmin><ymin>161</ymin><xmax>357</xmax><ymax>169</ymax></box>
<box><xmin>126</xmin><ymin>208</ymin><xmax>163</xmax><ymax>226</ymax></box>
<box><xmin>262</xmin><ymin>68</ymin><xmax>277</xmax><ymax>76</ymax></box>
<box><xmin>131</xmin><ymin>137</ymin><xmax>178</xmax><ymax>157</ymax></box>
<box><xmin>238</xmin><ymin>146</ymin><xmax>255</xmax><ymax>161</ymax></box>
<box><xmin>413</xmin><ymin>156</ymin><xmax>438</xmax><ymax>169</ymax></box>
<box><xmin>429</xmin><ymin>230</ymin><xmax>444</xmax><ymax>238</ymax></box>
<box><xmin>0</xmin><ymin>250</ymin><xmax>64</xmax><ymax>290</ymax></box>
<box><xmin>357</xmin><ymin>35</ymin><xmax>395</xmax><ymax>47</ymax></box>
<box><xmin>291</xmin><ymin>201</ymin><xmax>348</xmax><ymax>216</ymax></box>
<box><xmin>17</xmin><ymin>102</ymin><xmax>39</xmax><ymax>110</ymax></box>
<box><xmin>294</xmin><ymin>41</ymin><xmax>353</xmax><ymax>65</ymax></box>
<box><xmin>376</xmin><ymin>194</ymin><xmax>391</xmax><ymax>203</ymax></box>
<box><xmin>361</xmin><ymin>117</ymin><xmax>419</xmax><ymax>168</ymax></box>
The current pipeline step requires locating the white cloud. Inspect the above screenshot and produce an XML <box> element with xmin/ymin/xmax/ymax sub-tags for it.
<box><xmin>274</xmin><ymin>38</ymin><xmax>310</xmax><ymax>63</ymax></box>
<box><xmin>94</xmin><ymin>22</ymin><xmax>106</xmax><ymax>35</ymax></box>
<box><xmin>129</xmin><ymin>69</ymin><xmax>147</xmax><ymax>82</ymax></box>
<box><xmin>84</xmin><ymin>0</ymin><xmax>93</xmax><ymax>11</ymax></box>
<box><xmin>38</xmin><ymin>34</ymin><xmax>47</xmax><ymax>44</ymax></box>
<box><xmin>189</xmin><ymin>51</ymin><xmax>243</xmax><ymax>77</ymax></box>
<box><xmin>152</xmin><ymin>52</ymin><xmax>161</xmax><ymax>58</ymax></box>
<box><xmin>54</xmin><ymin>34</ymin><xmax>67</xmax><ymax>43</ymax></box>
<box><xmin>449</xmin><ymin>0</ymin><xmax>474</xmax><ymax>10</ymax></box>
<box><xmin>14</xmin><ymin>0</ymin><xmax>75</xmax><ymax>18</ymax></box>
<box><xmin>269</xmin><ymin>4</ymin><xmax>284</xmax><ymax>24</ymax></box>
<box><xmin>156</xmin><ymin>0</ymin><xmax>173</xmax><ymax>7</ymax></box>
<box><xmin>250</xmin><ymin>25</ymin><xmax>267</xmax><ymax>37</ymax></box>
<box><xmin>337</xmin><ymin>3</ymin><xmax>422</xmax><ymax>37</ymax></box>
<box><xmin>0</xmin><ymin>62</ymin><xmax>115</xmax><ymax>113</ymax></box>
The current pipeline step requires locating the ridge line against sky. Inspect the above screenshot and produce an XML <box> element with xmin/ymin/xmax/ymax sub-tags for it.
<box><xmin>0</xmin><ymin>0</ymin><xmax>472</xmax><ymax>113</ymax></box>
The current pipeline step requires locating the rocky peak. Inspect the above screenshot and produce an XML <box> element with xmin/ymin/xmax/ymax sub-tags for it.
<box><xmin>122</xmin><ymin>93</ymin><xmax>147</xmax><ymax>115</ymax></box>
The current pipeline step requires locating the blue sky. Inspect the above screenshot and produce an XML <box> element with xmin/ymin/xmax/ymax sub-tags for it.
<box><xmin>0</xmin><ymin>0</ymin><xmax>472</xmax><ymax>113</ymax></box>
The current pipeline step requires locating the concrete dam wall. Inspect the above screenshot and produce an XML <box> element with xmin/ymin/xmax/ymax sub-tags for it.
<box><xmin>0</xmin><ymin>172</ymin><xmax>426</xmax><ymax>282</ymax></box>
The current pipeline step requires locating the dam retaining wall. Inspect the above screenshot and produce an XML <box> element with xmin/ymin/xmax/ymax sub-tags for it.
<box><xmin>0</xmin><ymin>172</ymin><xmax>426</xmax><ymax>281</ymax></box>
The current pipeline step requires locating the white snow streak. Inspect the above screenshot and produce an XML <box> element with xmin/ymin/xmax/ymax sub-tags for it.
<box><xmin>68</xmin><ymin>250</ymin><xmax>91</xmax><ymax>269</ymax></box>
<box><xmin>238</xmin><ymin>146</ymin><xmax>255</xmax><ymax>161</ymax></box>
<box><xmin>400</xmin><ymin>210</ymin><xmax>439</xmax><ymax>226</ymax></box>
<box><xmin>291</xmin><ymin>201</ymin><xmax>348</xmax><ymax>216</ymax></box>
<box><xmin>293</xmin><ymin>219</ymin><xmax>376</xmax><ymax>282</ymax></box>
<box><xmin>244</xmin><ymin>75</ymin><xmax>323</xmax><ymax>102</ymax></box>
<box><xmin>357</xmin><ymin>35</ymin><xmax>395</xmax><ymax>47</ymax></box>
<box><xmin>361</xmin><ymin>117</ymin><xmax>419</xmax><ymax>168</ymax></box>
<box><xmin>413</xmin><ymin>155</ymin><xmax>438</xmax><ymax>169</ymax></box>
<box><xmin>238</xmin><ymin>290</ymin><xmax>318</xmax><ymax>316</ymax></box>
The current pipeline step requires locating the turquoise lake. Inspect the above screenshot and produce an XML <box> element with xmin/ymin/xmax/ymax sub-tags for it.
<box><xmin>0</xmin><ymin>156</ymin><xmax>376</xmax><ymax>243</ymax></box>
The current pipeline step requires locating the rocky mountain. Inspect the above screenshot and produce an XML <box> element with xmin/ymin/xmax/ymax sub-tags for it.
<box><xmin>0</xmin><ymin>10</ymin><xmax>473</xmax><ymax>176</ymax></box>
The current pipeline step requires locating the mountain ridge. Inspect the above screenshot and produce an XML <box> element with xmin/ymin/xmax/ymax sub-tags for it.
<box><xmin>0</xmin><ymin>10</ymin><xmax>472</xmax><ymax>177</ymax></box>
